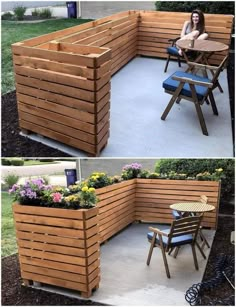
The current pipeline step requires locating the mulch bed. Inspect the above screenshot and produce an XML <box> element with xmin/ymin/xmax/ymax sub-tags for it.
<box><xmin>2</xmin><ymin>213</ymin><xmax>234</xmax><ymax>306</ymax></box>
<box><xmin>1</xmin><ymin>91</ymin><xmax>70</xmax><ymax>157</ymax></box>
<box><xmin>1</xmin><ymin>52</ymin><xmax>235</xmax><ymax>157</ymax></box>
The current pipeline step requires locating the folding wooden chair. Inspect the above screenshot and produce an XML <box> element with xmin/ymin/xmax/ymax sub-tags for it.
<box><xmin>147</xmin><ymin>216</ymin><xmax>205</xmax><ymax>278</ymax></box>
<box><xmin>161</xmin><ymin>55</ymin><xmax>228</xmax><ymax>135</ymax></box>
<box><xmin>164</xmin><ymin>37</ymin><xmax>182</xmax><ymax>73</ymax></box>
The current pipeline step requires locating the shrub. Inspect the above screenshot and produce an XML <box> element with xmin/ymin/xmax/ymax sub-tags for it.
<box><xmin>13</xmin><ymin>5</ymin><xmax>26</xmax><ymax>20</ymax></box>
<box><xmin>155</xmin><ymin>159</ymin><xmax>234</xmax><ymax>199</ymax></box>
<box><xmin>39</xmin><ymin>159</ymin><xmax>54</xmax><ymax>162</ymax></box>
<box><xmin>1</xmin><ymin>12</ymin><xmax>14</xmax><ymax>20</ymax></box>
<box><xmin>10</xmin><ymin>159</ymin><xmax>24</xmax><ymax>166</ymax></box>
<box><xmin>31</xmin><ymin>8</ymin><xmax>40</xmax><ymax>17</ymax></box>
<box><xmin>4</xmin><ymin>174</ymin><xmax>19</xmax><ymax>189</ymax></box>
<box><xmin>155</xmin><ymin>1</ymin><xmax>235</xmax><ymax>14</ymax></box>
<box><xmin>39</xmin><ymin>8</ymin><xmax>53</xmax><ymax>19</ymax></box>
<box><xmin>1</xmin><ymin>159</ymin><xmax>12</xmax><ymax>165</ymax></box>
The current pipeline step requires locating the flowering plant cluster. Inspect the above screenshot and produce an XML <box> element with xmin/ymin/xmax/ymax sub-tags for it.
<box><xmin>9</xmin><ymin>178</ymin><xmax>98</xmax><ymax>209</ymax></box>
<box><xmin>9</xmin><ymin>178</ymin><xmax>52</xmax><ymax>205</ymax></box>
<box><xmin>196</xmin><ymin>168</ymin><xmax>225</xmax><ymax>181</ymax></box>
<box><xmin>86</xmin><ymin>172</ymin><xmax>112</xmax><ymax>189</ymax></box>
<box><xmin>121</xmin><ymin>163</ymin><xmax>142</xmax><ymax>180</ymax></box>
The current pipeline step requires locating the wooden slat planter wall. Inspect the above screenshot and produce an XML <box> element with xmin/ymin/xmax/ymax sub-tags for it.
<box><xmin>12</xmin><ymin>10</ymin><xmax>233</xmax><ymax>155</ymax></box>
<box><xmin>135</xmin><ymin>179</ymin><xmax>220</xmax><ymax>229</ymax></box>
<box><xmin>13</xmin><ymin>204</ymin><xmax>100</xmax><ymax>298</ymax></box>
<box><xmin>95</xmin><ymin>179</ymin><xmax>136</xmax><ymax>243</ymax></box>
<box><xmin>12</xmin><ymin>43</ymin><xmax>111</xmax><ymax>156</ymax></box>
<box><xmin>138</xmin><ymin>11</ymin><xmax>233</xmax><ymax>65</ymax></box>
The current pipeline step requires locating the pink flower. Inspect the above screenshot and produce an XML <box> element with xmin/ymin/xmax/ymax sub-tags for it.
<box><xmin>52</xmin><ymin>192</ymin><xmax>62</xmax><ymax>203</ymax></box>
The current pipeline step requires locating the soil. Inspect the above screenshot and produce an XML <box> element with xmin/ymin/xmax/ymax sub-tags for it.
<box><xmin>1</xmin><ymin>52</ymin><xmax>235</xmax><ymax>158</ymax></box>
<box><xmin>1</xmin><ymin>91</ymin><xmax>70</xmax><ymax>157</ymax></box>
<box><xmin>1</xmin><ymin>212</ymin><xmax>234</xmax><ymax>306</ymax></box>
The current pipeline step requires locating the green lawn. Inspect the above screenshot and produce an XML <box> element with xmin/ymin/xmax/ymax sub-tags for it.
<box><xmin>1</xmin><ymin>18</ymin><xmax>92</xmax><ymax>94</ymax></box>
<box><xmin>23</xmin><ymin>160</ymin><xmax>59</xmax><ymax>166</ymax></box>
<box><xmin>1</xmin><ymin>192</ymin><xmax>17</xmax><ymax>257</ymax></box>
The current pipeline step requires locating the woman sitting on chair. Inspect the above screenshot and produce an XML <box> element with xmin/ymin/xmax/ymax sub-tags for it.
<box><xmin>178</xmin><ymin>9</ymin><xmax>208</xmax><ymax>55</ymax></box>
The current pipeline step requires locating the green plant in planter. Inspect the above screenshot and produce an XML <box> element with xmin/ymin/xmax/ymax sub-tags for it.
<box><xmin>139</xmin><ymin>169</ymin><xmax>150</xmax><ymax>178</ymax></box>
<box><xmin>121</xmin><ymin>163</ymin><xmax>142</xmax><ymax>180</ymax></box>
<box><xmin>80</xmin><ymin>186</ymin><xmax>98</xmax><ymax>207</ymax></box>
<box><xmin>86</xmin><ymin>172</ymin><xmax>112</xmax><ymax>188</ymax></box>
<box><xmin>148</xmin><ymin>172</ymin><xmax>161</xmax><ymax>179</ymax></box>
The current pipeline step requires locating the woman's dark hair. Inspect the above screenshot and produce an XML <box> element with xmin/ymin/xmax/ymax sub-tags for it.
<box><xmin>190</xmin><ymin>9</ymin><xmax>205</xmax><ymax>34</ymax></box>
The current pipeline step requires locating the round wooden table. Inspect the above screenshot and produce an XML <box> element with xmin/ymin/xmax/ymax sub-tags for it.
<box><xmin>170</xmin><ymin>202</ymin><xmax>215</xmax><ymax>214</ymax></box>
<box><xmin>176</xmin><ymin>39</ymin><xmax>229</xmax><ymax>54</ymax></box>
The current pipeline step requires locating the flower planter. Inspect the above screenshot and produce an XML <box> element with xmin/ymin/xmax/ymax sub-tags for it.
<box><xmin>95</xmin><ymin>179</ymin><xmax>136</xmax><ymax>243</ymax></box>
<box><xmin>13</xmin><ymin>204</ymin><xmax>100</xmax><ymax>298</ymax></box>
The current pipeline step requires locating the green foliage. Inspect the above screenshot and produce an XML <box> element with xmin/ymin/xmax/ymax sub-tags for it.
<box><xmin>1</xmin><ymin>158</ymin><xmax>24</xmax><ymax>166</ymax></box>
<box><xmin>39</xmin><ymin>8</ymin><xmax>53</xmax><ymax>19</ymax></box>
<box><xmin>1</xmin><ymin>12</ymin><xmax>14</xmax><ymax>20</ymax></box>
<box><xmin>86</xmin><ymin>172</ymin><xmax>112</xmax><ymax>189</ymax></box>
<box><xmin>155</xmin><ymin>1</ymin><xmax>235</xmax><ymax>14</ymax></box>
<box><xmin>3</xmin><ymin>174</ymin><xmax>19</xmax><ymax>189</ymax></box>
<box><xmin>121</xmin><ymin>163</ymin><xmax>143</xmax><ymax>180</ymax></box>
<box><xmin>13</xmin><ymin>5</ymin><xmax>26</xmax><ymax>20</ymax></box>
<box><xmin>10</xmin><ymin>159</ymin><xmax>24</xmax><ymax>166</ymax></box>
<box><xmin>155</xmin><ymin>159</ymin><xmax>234</xmax><ymax>199</ymax></box>
<box><xmin>31</xmin><ymin>8</ymin><xmax>40</xmax><ymax>17</ymax></box>
<box><xmin>1</xmin><ymin>192</ymin><xmax>17</xmax><ymax>257</ymax></box>
<box><xmin>1</xmin><ymin>159</ymin><xmax>12</xmax><ymax>165</ymax></box>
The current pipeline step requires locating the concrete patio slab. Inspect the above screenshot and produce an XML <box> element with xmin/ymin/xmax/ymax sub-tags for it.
<box><xmin>22</xmin><ymin>57</ymin><xmax>233</xmax><ymax>157</ymax></box>
<box><xmin>31</xmin><ymin>222</ymin><xmax>215</xmax><ymax>306</ymax></box>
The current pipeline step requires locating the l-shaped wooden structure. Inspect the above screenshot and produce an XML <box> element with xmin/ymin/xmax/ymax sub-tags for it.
<box><xmin>12</xmin><ymin>11</ymin><xmax>234</xmax><ymax>156</ymax></box>
<box><xmin>13</xmin><ymin>178</ymin><xmax>220</xmax><ymax>297</ymax></box>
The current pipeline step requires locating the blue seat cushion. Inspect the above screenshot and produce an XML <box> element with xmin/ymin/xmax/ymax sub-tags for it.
<box><xmin>147</xmin><ymin>229</ymin><xmax>193</xmax><ymax>247</ymax></box>
<box><xmin>163</xmin><ymin>71</ymin><xmax>210</xmax><ymax>100</ymax></box>
<box><xmin>172</xmin><ymin>210</ymin><xmax>182</xmax><ymax>220</ymax></box>
<box><xmin>167</xmin><ymin>46</ymin><xmax>180</xmax><ymax>56</ymax></box>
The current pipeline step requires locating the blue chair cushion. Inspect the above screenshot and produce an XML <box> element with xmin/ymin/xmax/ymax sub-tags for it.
<box><xmin>163</xmin><ymin>71</ymin><xmax>210</xmax><ymax>100</ymax></box>
<box><xmin>167</xmin><ymin>46</ymin><xmax>180</xmax><ymax>56</ymax></box>
<box><xmin>172</xmin><ymin>210</ymin><xmax>182</xmax><ymax>220</ymax></box>
<box><xmin>147</xmin><ymin>229</ymin><xmax>193</xmax><ymax>247</ymax></box>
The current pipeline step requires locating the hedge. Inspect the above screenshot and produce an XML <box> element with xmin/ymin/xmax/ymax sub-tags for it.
<box><xmin>155</xmin><ymin>159</ymin><xmax>234</xmax><ymax>200</ymax></box>
<box><xmin>155</xmin><ymin>1</ymin><xmax>235</xmax><ymax>15</ymax></box>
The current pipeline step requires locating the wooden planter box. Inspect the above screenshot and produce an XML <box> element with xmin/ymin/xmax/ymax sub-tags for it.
<box><xmin>95</xmin><ymin>179</ymin><xmax>136</xmax><ymax>243</ymax></box>
<box><xmin>12</xmin><ymin>11</ymin><xmax>233</xmax><ymax>155</ymax></box>
<box><xmin>13</xmin><ymin>204</ymin><xmax>100</xmax><ymax>298</ymax></box>
<box><xmin>135</xmin><ymin>179</ymin><xmax>220</xmax><ymax>229</ymax></box>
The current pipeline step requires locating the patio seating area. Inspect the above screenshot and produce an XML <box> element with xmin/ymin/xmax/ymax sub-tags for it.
<box><xmin>23</xmin><ymin>57</ymin><xmax>233</xmax><ymax>157</ymax></box>
<box><xmin>13</xmin><ymin>10</ymin><xmax>233</xmax><ymax>157</ymax></box>
<box><xmin>31</xmin><ymin>222</ymin><xmax>215</xmax><ymax>305</ymax></box>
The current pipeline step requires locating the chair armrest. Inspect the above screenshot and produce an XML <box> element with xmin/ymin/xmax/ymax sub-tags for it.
<box><xmin>168</xmin><ymin>36</ymin><xmax>180</xmax><ymax>43</ymax></box>
<box><xmin>187</xmin><ymin>61</ymin><xmax>218</xmax><ymax>71</ymax></box>
<box><xmin>149</xmin><ymin>227</ymin><xmax>169</xmax><ymax>237</ymax></box>
<box><xmin>172</xmin><ymin>75</ymin><xmax>213</xmax><ymax>88</ymax></box>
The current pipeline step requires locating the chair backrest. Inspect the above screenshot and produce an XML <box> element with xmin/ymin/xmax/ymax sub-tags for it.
<box><xmin>200</xmin><ymin>195</ymin><xmax>208</xmax><ymax>204</ymax></box>
<box><xmin>211</xmin><ymin>55</ymin><xmax>229</xmax><ymax>85</ymax></box>
<box><xmin>166</xmin><ymin>216</ymin><xmax>202</xmax><ymax>248</ymax></box>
